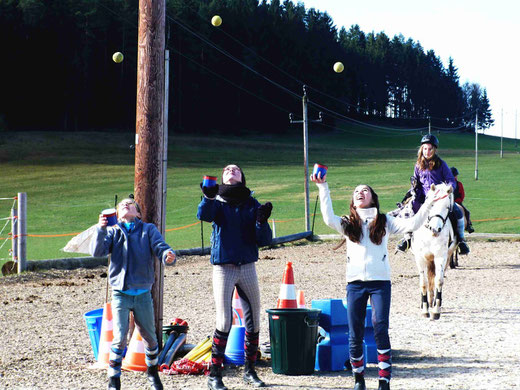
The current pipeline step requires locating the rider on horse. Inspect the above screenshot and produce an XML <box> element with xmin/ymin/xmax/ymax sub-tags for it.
<box><xmin>396</xmin><ymin>134</ymin><xmax>470</xmax><ymax>255</ymax></box>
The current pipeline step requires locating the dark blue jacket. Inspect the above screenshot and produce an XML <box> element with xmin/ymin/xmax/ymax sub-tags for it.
<box><xmin>89</xmin><ymin>218</ymin><xmax>172</xmax><ymax>290</ymax></box>
<box><xmin>197</xmin><ymin>196</ymin><xmax>272</xmax><ymax>265</ymax></box>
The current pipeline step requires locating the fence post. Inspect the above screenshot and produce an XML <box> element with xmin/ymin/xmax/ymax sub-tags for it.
<box><xmin>271</xmin><ymin>219</ymin><xmax>277</xmax><ymax>238</ymax></box>
<box><xmin>11</xmin><ymin>207</ymin><xmax>18</xmax><ymax>263</ymax></box>
<box><xmin>17</xmin><ymin>192</ymin><xmax>27</xmax><ymax>273</ymax></box>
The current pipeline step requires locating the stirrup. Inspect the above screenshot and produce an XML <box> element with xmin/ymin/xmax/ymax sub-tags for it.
<box><xmin>396</xmin><ymin>238</ymin><xmax>410</xmax><ymax>253</ymax></box>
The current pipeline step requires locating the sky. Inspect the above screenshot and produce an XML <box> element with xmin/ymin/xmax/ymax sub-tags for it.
<box><xmin>300</xmin><ymin>0</ymin><xmax>519</xmax><ymax>139</ymax></box>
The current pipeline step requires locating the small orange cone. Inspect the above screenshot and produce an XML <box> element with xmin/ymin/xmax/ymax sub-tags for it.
<box><xmin>276</xmin><ymin>262</ymin><xmax>298</xmax><ymax>309</ymax></box>
<box><xmin>121</xmin><ymin>329</ymin><xmax>147</xmax><ymax>372</ymax></box>
<box><xmin>232</xmin><ymin>288</ymin><xmax>244</xmax><ymax>326</ymax></box>
<box><xmin>297</xmin><ymin>289</ymin><xmax>306</xmax><ymax>308</ymax></box>
<box><xmin>90</xmin><ymin>302</ymin><xmax>113</xmax><ymax>369</ymax></box>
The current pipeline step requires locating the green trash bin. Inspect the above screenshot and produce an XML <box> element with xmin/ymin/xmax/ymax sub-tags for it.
<box><xmin>266</xmin><ymin>308</ymin><xmax>321</xmax><ymax>375</ymax></box>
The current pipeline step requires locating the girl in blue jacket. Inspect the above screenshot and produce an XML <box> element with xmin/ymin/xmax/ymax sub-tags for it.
<box><xmin>197</xmin><ymin>164</ymin><xmax>272</xmax><ymax>390</ymax></box>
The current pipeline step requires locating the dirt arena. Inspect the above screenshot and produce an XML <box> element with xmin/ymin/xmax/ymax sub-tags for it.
<box><xmin>1</xmin><ymin>238</ymin><xmax>519</xmax><ymax>389</ymax></box>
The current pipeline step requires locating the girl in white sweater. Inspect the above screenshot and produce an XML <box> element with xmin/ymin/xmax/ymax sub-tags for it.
<box><xmin>311</xmin><ymin>172</ymin><xmax>437</xmax><ymax>390</ymax></box>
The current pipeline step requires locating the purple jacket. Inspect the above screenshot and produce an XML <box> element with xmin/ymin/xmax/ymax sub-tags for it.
<box><xmin>411</xmin><ymin>158</ymin><xmax>456</xmax><ymax>213</ymax></box>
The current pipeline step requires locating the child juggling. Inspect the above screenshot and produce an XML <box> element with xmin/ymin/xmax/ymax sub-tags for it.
<box><xmin>90</xmin><ymin>197</ymin><xmax>176</xmax><ymax>390</ymax></box>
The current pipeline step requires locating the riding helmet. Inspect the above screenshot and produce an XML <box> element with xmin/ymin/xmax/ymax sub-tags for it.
<box><xmin>450</xmin><ymin>167</ymin><xmax>459</xmax><ymax>177</ymax></box>
<box><xmin>420</xmin><ymin>134</ymin><xmax>439</xmax><ymax>148</ymax></box>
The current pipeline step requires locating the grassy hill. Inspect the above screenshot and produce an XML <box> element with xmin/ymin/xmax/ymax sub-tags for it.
<box><xmin>0</xmin><ymin>127</ymin><xmax>518</xmax><ymax>262</ymax></box>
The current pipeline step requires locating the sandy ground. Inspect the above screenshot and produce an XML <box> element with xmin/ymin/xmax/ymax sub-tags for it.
<box><xmin>1</xmin><ymin>238</ymin><xmax>519</xmax><ymax>390</ymax></box>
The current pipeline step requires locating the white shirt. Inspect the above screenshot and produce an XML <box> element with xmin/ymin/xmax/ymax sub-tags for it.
<box><xmin>317</xmin><ymin>182</ymin><xmax>432</xmax><ymax>282</ymax></box>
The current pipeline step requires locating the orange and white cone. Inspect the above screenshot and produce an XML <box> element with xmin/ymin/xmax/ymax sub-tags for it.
<box><xmin>121</xmin><ymin>329</ymin><xmax>147</xmax><ymax>372</ymax></box>
<box><xmin>90</xmin><ymin>302</ymin><xmax>113</xmax><ymax>369</ymax></box>
<box><xmin>232</xmin><ymin>287</ymin><xmax>244</xmax><ymax>326</ymax></box>
<box><xmin>276</xmin><ymin>262</ymin><xmax>298</xmax><ymax>309</ymax></box>
<box><xmin>297</xmin><ymin>289</ymin><xmax>306</xmax><ymax>308</ymax></box>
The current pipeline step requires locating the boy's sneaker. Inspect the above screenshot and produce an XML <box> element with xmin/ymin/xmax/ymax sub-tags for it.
<box><xmin>147</xmin><ymin>365</ymin><xmax>163</xmax><ymax>390</ymax></box>
<box><xmin>108</xmin><ymin>376</ymin><xmax>120</xmax><ymax>390</ymax></box>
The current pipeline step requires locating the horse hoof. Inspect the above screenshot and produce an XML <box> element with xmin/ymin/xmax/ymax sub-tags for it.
<box><xmin>422</xmin><ymin>312</ymin><xmax>430</xmax><ymax>318</ymax></box>
<box><xmin>432</xmin><ymin>313</ymin><xmax>440</xmax><ymax>320</ymax></box>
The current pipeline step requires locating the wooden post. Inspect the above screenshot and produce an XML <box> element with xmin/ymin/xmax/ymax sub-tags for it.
<box><xmin>134</xmin><ymin>0</ymin><xmax>166</xmax><ymax>347</ymax></box>
<box><xmin>17</xmin><ymin>192</ymin><xmax>27</xmax><ymax>273</ymax></box>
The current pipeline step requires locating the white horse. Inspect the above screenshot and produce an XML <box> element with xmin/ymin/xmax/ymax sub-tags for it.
<box><xmin>411</xmin><ymin>183</ymin><xmax>456</xmax><ymax>320</ymax></box>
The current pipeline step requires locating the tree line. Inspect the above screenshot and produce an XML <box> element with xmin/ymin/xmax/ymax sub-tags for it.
<box><xmin>0</xmin><ymin>0</ymin><xmax>494</xmax><ymax>133</ymax></box>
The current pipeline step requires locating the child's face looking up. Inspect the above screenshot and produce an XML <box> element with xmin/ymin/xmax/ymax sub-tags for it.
<box><xmin>117</xmin><ymin>199</ymin><xmax>139</xmax><ymax>221</ymax></box>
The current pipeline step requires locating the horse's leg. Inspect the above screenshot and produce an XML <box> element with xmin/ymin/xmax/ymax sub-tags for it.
<box><xmin>418</xmin><ymin>268</ymin><xmax>429</xmax><ymax>318</ymax></box>
<box><xmin>430</xmin><ymin>256</ymin><xmax>446</xmax><ymax>320</ymax></box>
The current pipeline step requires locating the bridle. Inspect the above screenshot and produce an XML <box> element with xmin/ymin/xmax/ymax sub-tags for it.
<box><xmin>426</xmin><ymin>189</ymin><xmax>453</xmax><ymax>233</ymax></box>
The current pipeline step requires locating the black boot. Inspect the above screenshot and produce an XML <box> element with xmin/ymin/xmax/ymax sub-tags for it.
<box><xmin>146</xmin><ymin>365</ymin><xmax>163</xmax><ymax>390</ymax></box>
<box><xmin>467</xmin><ymin>223</ymin><xmax>474</xmax><ymax>233</ymax></box>
<box><xmin>378</xmin><ymin>379</ymin><xmax>390</xmax><ymax>390</ymax></box>
<box><xmin>208</xmin><ymin>365</ymin><xmax>228</xmax><ymax>390</ymax></box>
<box><xmin>243</xmin><ymin>360</ymin><xmax>266</xmax><ymax>387</ymax></box>
<box><xmin>353</xmin><ymin>373</ymin><xmax>366</xmax><ymax>390</ymax></box>
<box><xmin>396</xmin><ymin>237</ymin><xmax>411</xmax><ymax>253</ymax></box>
<box><xmin>108</xmin><ymin>376</ymin><xmax>121</xmax><ymax>390</ymax></box>
<box><xmin>458</xmin><ymin>240</ymin><xmax>470</xmax><ymax>255</ymax></box>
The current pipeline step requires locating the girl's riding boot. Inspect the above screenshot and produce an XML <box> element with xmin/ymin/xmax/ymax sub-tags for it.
<box><xmin>457</xmin><ymin>217</ymin><xmax>470</xmax><ymax>255</ymax></box>
<box><xmin>208</xmin><ymin>365</ymin><xmax>228</xmax><ymax>390</ymax></box>
<box><xmin>353</xmin><ymin>373</ymin><xmax>366</xmax><ymax>390</ymax></box>
<box><xmin>378</xmin><ymin>379</ymin><xmax>390</xmax><ymax>390</ymax></box>
<box><xmin>243</xmin><ymin>360</ymin><xmax>266</xmax><ymax>387</ymax></box>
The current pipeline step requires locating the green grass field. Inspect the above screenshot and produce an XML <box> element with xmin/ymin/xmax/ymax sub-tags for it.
<box><xmin>0</xmin><ymin>127</ymin><xmax>518</xmax><ymax>263</ymax></box>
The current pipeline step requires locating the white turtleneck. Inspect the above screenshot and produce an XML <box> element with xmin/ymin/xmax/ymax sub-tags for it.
<box><xmin>316</xmin><ymin>182</ymin><xmax>432</xmax><ymax>282</ymax></box>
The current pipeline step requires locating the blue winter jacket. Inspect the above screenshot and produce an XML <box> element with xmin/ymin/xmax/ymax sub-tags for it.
<box><xmin>89</xmin><ymin>218</ymin><xmax>172</xmax><ymax>290</ymax></box>
<box><xmin>412</xmin><ymin>157</ymin><xmax>457</xmax><ymax>213</ymax></box>
<box><xmin>197</xmin><ymin>196</ymin><xmax>273</xmax><ymax>265</ymax></box>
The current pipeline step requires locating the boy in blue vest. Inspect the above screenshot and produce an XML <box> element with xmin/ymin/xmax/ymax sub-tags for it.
<box><xmin>90</xmin><ymin>197</ymin><xmax>176</xmax><ymax>390</ymax></box>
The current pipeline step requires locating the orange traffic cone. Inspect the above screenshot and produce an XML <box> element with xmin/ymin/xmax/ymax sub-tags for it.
<box><xmin>232</xmin><ymin>287</ymin><xmax>244</xmax><ymax>326</ymax></box>
<box><xmin>276</xmin><ymin>262</ymin><xmax>298</xmax><ymax>308</ymax></box>
<box><xmin>297</xmin><ymin>289</ymin><xmax>306</xmax><ymax>308</ymax></box>
<box><xmin>90</xmin><ymin>302</ymin><xmax>113</xmax><ymax>369</ymax></box>
<box><xmin>121</xmin><ymin>329</ymin><xmax>147</xmax><ymax>372</ymax></box>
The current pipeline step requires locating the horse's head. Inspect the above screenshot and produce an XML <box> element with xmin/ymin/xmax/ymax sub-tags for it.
<box><xmin>425</xmin><ymin>183</ymin><xmax>454</xmax><ymax>236</ymax></box>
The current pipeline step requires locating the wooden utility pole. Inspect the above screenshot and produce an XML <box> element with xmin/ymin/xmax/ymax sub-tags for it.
<box><xmin>134</xmin><ymin>0</ymin><xmax>166</xmax><ymax>346</ymax></box>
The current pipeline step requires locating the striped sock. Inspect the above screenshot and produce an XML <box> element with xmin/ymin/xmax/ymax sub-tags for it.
<box><xmin>108</xmin><ymin>347</ymin><xmax>124</xmax><ymax>378</ymax></box>
<box><xmin>145</xmin><ymin>345</ymin><xmax>159</xmax><ymax>367</ymax></box>
<box><xmin>211</xmin><ymin>329</ymin><xmax>229</xmax><ymax>368</ymax></box>
<box><xmin>351</xmin><ymin>354</ymin><xmax>365</xmax><ymax>375</ymax></box>
<box><xmin>377</xmin><ymin>348</ymin><xmax>392</xmax><ymax>382</ymax></box>
<box><xmin>244</xmin><ymin>331</ymin><xmax>259</xmax><ymax>362</ymax></box>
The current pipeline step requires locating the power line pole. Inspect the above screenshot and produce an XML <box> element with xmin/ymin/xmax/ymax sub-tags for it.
<box><xmin>500</xmin><ymin>108</ymin><xmax>504</xmax><ymax>158</ymax></box>
<box><xmin>515</xmin><ymin>109</ymin><xmax>518</xmax><ymax>148</ymax></box>
<box><xmin>475</xmin><ymin>110</ymin><xmax>478</xmax><ymax>181</ymax></box>
<box><xmin>135</xmin><ymin>0</ymin><xmax>166</xmax><ymax>346</ymax></box>
<box><xmin>290</xmin><ymin>85</ymin><xmax>322</xmax><ymax>232</ymax></box>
